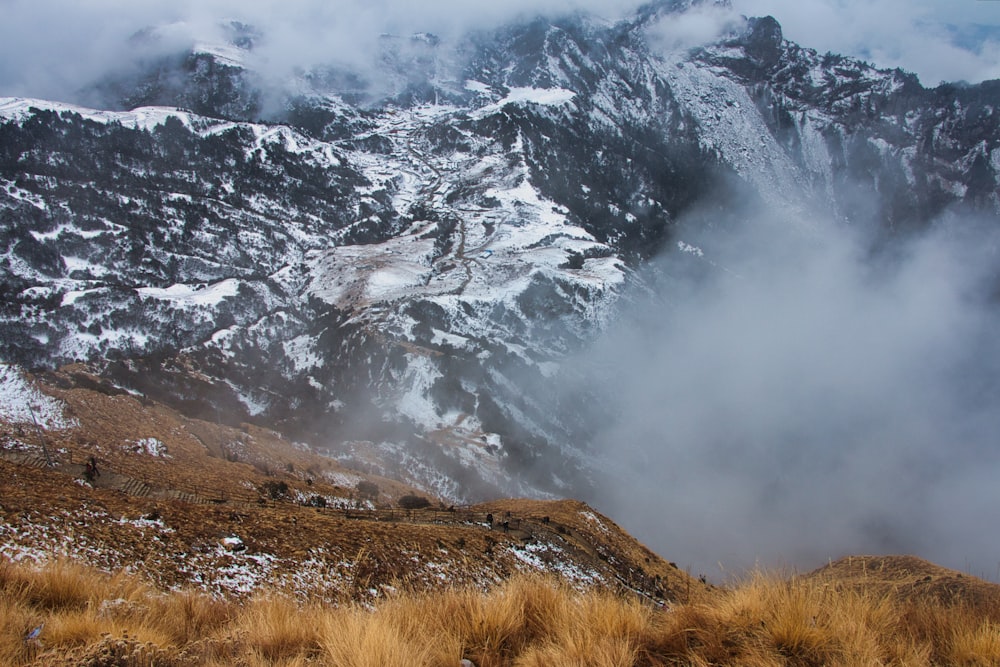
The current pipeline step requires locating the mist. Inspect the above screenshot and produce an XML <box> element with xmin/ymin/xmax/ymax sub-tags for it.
<box><xmin>0</xmin><ymin>0</ymin><xmax>649</xmax><ymax>104</ymax></box>
<box><xmin>5</xmin><ymin>0</ymin><xmax>999</xmax><ymax>106</ymax></box>
<box><xmin>571</xmin><ymin>204</ymin><xmax>1000</xmax><ymax>580</ymax></box>
<box><xmin>644</xmin><ymin>3</ymin><xmax>742</xmax><ymax>53</ymax></box>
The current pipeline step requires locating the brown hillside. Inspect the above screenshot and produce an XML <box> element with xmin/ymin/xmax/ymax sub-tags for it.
<box><xmin>805</xmin><ymin>554</ymin><xmax>1000</xmax><ymax>617</ymax></box>
<box><xmin>0</xmin><ymin>364</ymin><xmax>709</xmax><ymax>605</ymax></box>
<box><xmin>6</xmin><ymin>365</ymin><xmax>1000</xmax><ymax>666</ymax></box>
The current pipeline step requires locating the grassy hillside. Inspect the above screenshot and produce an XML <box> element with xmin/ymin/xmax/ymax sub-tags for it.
<box><xmin>3</xmin><ymin>363</ymin><xmax>1000</xmax><ymax>665</ymax></box>
<box><xmin>3</xmin><ymin>557</ymin><xmax>1000</xmax><ymax>666</ymax></box>
<box><xmin>0</xmin><ymin>364</ymin><xmax>703</xmax><ymax>604</ymax></box>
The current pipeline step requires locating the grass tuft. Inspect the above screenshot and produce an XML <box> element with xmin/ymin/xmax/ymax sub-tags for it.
<box><xmin>948</xmin><ymin>620</ymin><xmax>1000</xmax><ymax>666</ymax></box>
<box><xmin>240</xmin><ymin>595</ymin><xmax>323</xmax><ymax>661</ymax></box>
<box><xmin>2</xmin><ymin>557</ymin><xmax>1000</xmax><ymax>666</ymax></box>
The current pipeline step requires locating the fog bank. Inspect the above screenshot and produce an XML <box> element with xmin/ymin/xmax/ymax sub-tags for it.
<box><xmin>0</xmin><ymin>0</ymin><xmax>648</xmax><ymax>103</ymax></box>
<box><xmin>575</xmin><ymin>208</ymin><xmax>1000</xmax><ymax>579</ymax></box>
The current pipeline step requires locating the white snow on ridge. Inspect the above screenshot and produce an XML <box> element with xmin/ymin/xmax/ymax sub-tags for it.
<box><xmin>0</xmin><ymin>364</ymin><xmax>77</xmax><ymax>430</ymax></box>
<box><xmin>0</xmin><ymin>97</ymin><xmax>198</xmax><ymax>132</ymax></box>
<box><xmin>0</xmin><ymin>98</ymin><xmax>345</xmax><ymax>170</ymax></box>
<box><xmin>136</xmin><ymin>279</ymin><xmax>240</xmax><ymax>307</ymax></box>
<box><xmin>473</xmin><ymin>87</ymin><xmax>576</xmax><ymax>118</ymax></box>
<box><xmin>193</xmin><ymin>40</ymin><xmax>247</xmax><ymax>68</ymax></box>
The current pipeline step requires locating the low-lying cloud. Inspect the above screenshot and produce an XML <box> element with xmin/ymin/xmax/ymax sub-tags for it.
<box><xmin>645</xmin><ymin>3</ymin><xmax>743</xmax><ymax>53</ymax></box>
<box><xmin>574</xmin><ymin>206</ymin><xmax>1000</xmax><ymax>579</ymax></box>
<box><xmin>6</xmin><ymin>0</ymin><xmax>998</xmax><ymax>107</ymax></box>
<box><xmin>0</xmin><ymin>0</ymin><xmax>649</xmax><ymax>104</ymax></box>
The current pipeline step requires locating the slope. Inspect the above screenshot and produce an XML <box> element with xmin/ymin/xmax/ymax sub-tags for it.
<box><xmin>0</xmin><ymin>363</ymin><xmax>707</xmax><ymax>606</ymax></box>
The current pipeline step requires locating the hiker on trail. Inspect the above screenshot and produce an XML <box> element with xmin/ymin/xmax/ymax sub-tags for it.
<box><xmin>486</xmin><ymin>512</ymin><xmax>494</xmax><ymax>529</ymax></box>
<box><xmin>84</xmin><ymin>456</ymin><xmax>100</xmax><ymax>484</ymax></box>
<box><xmin>502</xmin><ymin>520</ymin><xmax>510</xmax><ymax>534</ymax></box>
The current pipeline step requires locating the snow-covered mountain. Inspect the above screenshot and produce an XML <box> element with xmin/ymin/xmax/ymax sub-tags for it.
<box><xmin>2</xmin><ymin>0</ymin><xmax>998</xmax><ymax>500</ymax></box>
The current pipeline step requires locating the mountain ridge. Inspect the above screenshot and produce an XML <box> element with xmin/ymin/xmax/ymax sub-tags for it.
<box><xmin>2</xmin><ymin>4</ymin><xmax>999</xmax><ymax>507</ymax></box>
<box><xmin>0</xmin><ymin>363</ymin><xmax>704</xmax><ymax>605</ymax></box>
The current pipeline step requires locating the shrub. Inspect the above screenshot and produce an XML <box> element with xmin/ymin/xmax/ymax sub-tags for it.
<box><xmin>259</xmin><ymin>480</ymin><xmax>289</xmax><ymax>500</ymax></box>
<box><xmin>356</xmin><ymin>480</ymin><xmax>379</xmax><ymax>500</ymax></box>
<box><xmin>397</xmin><ymin>495</ymin><xmax>430</xmax><ymax>510</ymax></box>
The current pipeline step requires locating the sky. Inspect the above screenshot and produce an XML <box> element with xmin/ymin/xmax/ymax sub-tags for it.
<box><xmin>0</xmin><ymin>0</ymin><xmax>998</xmax><ymax>103</ymax></box>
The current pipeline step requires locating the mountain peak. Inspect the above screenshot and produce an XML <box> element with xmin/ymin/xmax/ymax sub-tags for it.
<box><xmin>740</xmin><ymin>15</ymin><xmax>783</xmax><ymax>65</ymax></box>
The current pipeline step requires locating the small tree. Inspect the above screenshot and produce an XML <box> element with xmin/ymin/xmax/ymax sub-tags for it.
<box><xmin>259</xmin><ymin>480</ymin><xmax>289</xmax><ymax>500</ymax></box>
<box><xmin>398</xmin><ymin>494</ymin><xmax>431</xmax><ymax>510</ymax></box>
<box><xmin>356</xmin><ymin>480</ymin><xmax>380</xmax><ymax>500</ymax></box>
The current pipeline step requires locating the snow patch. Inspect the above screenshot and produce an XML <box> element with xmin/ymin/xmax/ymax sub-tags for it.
<box><xmin>464</xmin><ymin>80</ymin><xmax>491</xmax><ymax>94</ymax></box>
<box><xmin>473</xmin><ymin>87</ymin><xmax>576</xmax><ymax>118</ymax></box>
<box><xmin>136</xmin><ymin>279</ymin><xmax>239</xmax><ymax>307</ymax></box>
<box><xmin>132</xmin><ymin>437</ymin><xmax>169</xmax><ymax>457</ymax></box>
<box><xmin>0</xmin><ymin>365</ymin><xmax>77</xmax><ymax>430</ymax></box>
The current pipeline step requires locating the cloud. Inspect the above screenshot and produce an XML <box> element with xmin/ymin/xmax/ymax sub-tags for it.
<box><xmin>732</xmin><ymin>0</ymin><xmax>1000</xmax><ymax>85</ymax></box>
<box><xmin>645</xmin><ymin>3</ymin><xmax>743</xmax><ymax>53</ymax></box>
<box><xmin>2</xmin><ymin>0</ymin><xmax>996</xmax><ymax>104</ymax></box>
<box><xmin>571</xmin><ymin>204</ymin><xmax>1000</xmax><ymax>579</ymax></box>
<box><xmin>0</xmin><ymin>0</ymin><xmax>649</xmax><ymax>103</ymax></box>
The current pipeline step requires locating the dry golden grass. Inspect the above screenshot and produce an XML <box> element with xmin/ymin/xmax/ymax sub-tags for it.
<box><xmin>239</xmin><ymin>595</ymin><xmax>324</xmax><ymax>661</ymax></box>
<box><xmin>5</xmin><ymin>558</ymin><xmax>1000</xmax><ymax>666</ymax></box>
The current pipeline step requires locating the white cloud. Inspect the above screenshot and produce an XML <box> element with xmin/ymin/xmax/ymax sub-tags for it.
<box><xmin>1</xmin><ymin>0</ymin><xmax>996</xmax><ymax>103</ymax></box>
<box><xmin>645</xmin><ymin>3</ymin><xmax>743</xmax><ymax>53</ymax></box>
<box><xmin>574</xmin><ymin>206</ymin><xmax>1000</xmax><ymax>578</ymax></box>
<box><xmin>0</xmin><ymin>0</ymin><xmax>648</xmax><ymax>102</ymax></box>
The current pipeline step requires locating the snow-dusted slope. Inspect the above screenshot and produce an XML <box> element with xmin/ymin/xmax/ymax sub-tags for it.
<box><xmin>1</xmin><ymin>3</ymin><xmax>998</xmax><ymax>500</ymax></box>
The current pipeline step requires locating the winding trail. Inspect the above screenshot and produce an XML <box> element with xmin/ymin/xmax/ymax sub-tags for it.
<box><xmin>394</xmin><ymin>116</ymin><xmax>502</xmax><ymax>297</ymax></box>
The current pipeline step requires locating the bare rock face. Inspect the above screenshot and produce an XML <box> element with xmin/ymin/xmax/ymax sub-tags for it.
<box><xmin>741</xmin><ymin>16</ymin><xmax>783</xmax><ymax>66</ymax></box>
